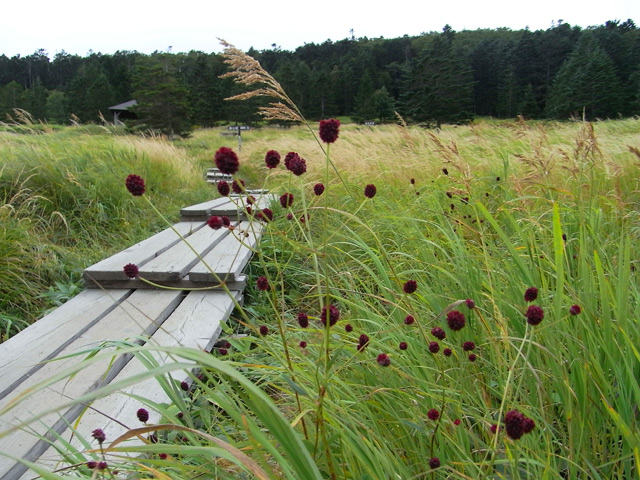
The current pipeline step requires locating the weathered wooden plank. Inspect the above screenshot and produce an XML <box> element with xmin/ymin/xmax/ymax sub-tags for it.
<box><xmin>179</xmin><ymin>197</ymin><xmax>234</xmax><ymax>218</ymax></box>
<box><xmin>0</xmin><ymin>289</ymin><xmax>131</xmax><ymax>401</ymax></box>
<box><xmin>83</xmin><ymin>221</ymin><xmax>205</xmax><ymax>286</ymax></box>
<box><xmin>189</xmin><ymin>222</ymin><xmax>262</xmax><ymax>283</ymax></box>
<box><xmin>0</xmin><ymin>289</ymin><xmax>184</xmax><ymax>479</ymax></box>
<box><xmin>19</xmin><ymin>290</ymin><xmax>242</xmax><ymax>474</ymax></box>
<box><xmin>80</xmin><ymin>275</ymin><xmax>248</xmax><ymax>291</ymax></box>
<box><xmin>136</xmin><ymin>223</ymin><xmax>233</xmax><ymax>283</ymax></box>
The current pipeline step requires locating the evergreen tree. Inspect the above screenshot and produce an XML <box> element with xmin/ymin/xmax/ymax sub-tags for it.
<box><xmin>131</xmin><ymin>55</ymin><xmax>190</xmax><ymax>139</ymax></box>
<box><xmin>353</xmin><ymin>72</ymin><xmax>376</xmax><ymax>122</ymax></box>
<box><xmin>86</xmin><ymin>73</ymin><xmax>115</xmax><ymax>122</ymax></box>
<box><xmin>0</xmin><ymin>81</ymin><xmax>26</xmax><ymax>119</ymax></box>
<box><xmin>371</xmin><ymin>86</ymin><xmax>395</xmax><ymax>122</ymax></box>
<box><xmin>400</xmin><ymin>25</ymin><xmax>474</xmax><ymax>127</ymax></box>
<box><xmin>546</xmin><ymin>32</ymin><xmax>623</xmax><ymax>119</ymax></box>
<box><xmin>45</xmin><ymin>90</ymin><xmax>68</xmax><ymax>124</ymax></box>
<box><xmin>23</xmin><ymin>79</ymin><xmax>48</xmax><ymax>120</ymax></box>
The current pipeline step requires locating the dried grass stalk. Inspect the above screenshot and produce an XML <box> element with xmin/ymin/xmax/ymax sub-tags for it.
<box><xmin>219</xmin><ymin>39</ymin><xmax>305</xmax><ymax>124</ymax></box>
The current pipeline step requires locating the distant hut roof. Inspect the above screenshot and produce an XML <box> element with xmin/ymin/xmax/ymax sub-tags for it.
<box><xmin>108</xmin><ymin>100</ymin><xmax>137</xmax><ymax>111</ymax></box>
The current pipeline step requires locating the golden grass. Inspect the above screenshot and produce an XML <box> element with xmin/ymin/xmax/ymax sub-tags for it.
<box><xmin>189</xmin><ymin>118</ymin><xmax>640</xmax><ymax>196</ymax></box>
<box><xmin>115</xmin><ymin>135</ymin><xmax>202</xmax><ymax>185</ymax></box>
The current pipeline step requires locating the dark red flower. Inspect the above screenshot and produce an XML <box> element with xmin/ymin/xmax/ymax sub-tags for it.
<box><xmin>505</xmin><ymin>410</ymin><xmax>525</xmax><ymax>440</ymax></box>
<box><xmin>246</xmin><ymin>195</ymin><xmax>256</xmax><ymax>205</ymax></box>
<box><xmin>259</xmin><ymin>325</ymin><xmax>269</xmax><ymax>336</ymax></box>
<box><xmin>221</xmin><ymin>216</ymin><xmax>231</xmax><ymax>227</ymax></box>
<box><xmin>207</xmin><ymin>215</ymin><xmax>224</xmax><ymax>229</ymax></box>
<box><xmin>357</xmin><ymin>333</ymin><xmax>370</xmax><ymax>351</ymax></box>
<box><xmin>280</xmin><ymin>193</ymin><xmax>294</xmax><ymax>208</ymax></box>
<box><xmin>215</xmin><ymin>146</ymin><xmax>239</xmax><ymax>175</ymax></box>
<box><xmin>428</xmin><ymin>457</ymin><xmax>441</xmax><ymax>469</ymax></box>
<box><xmin>319</xmin><ymin>118</ymin><xmax>340</xmax><ymax>143</ymax></box>
<box><xmin>125</xmin><ymin>174</ymin><xmax>146</xmax><ymax>196</ymax></box>
<box><xmin>490</xmin><ymin>424</ymin><xmax>499</xmax><ymax>434</ymax></box>
<box><xmin>428</xmin><ymin>341</ymin><xmax>440</xmax><ymax>354</ymax></box>
<box><xmin>288</xmin><ymin>156</ymin><xmax>307</xmax><ymax>176</ymax></box>
<box><xmin>377</xmin><ymin>353</ymin><xmax>391</xmax><ymax>367</ymax></box>
<box><xmin>525</xmin><ymin>305</ymin><xmax>544</xmax><ymax>325</ymax></box>
<box><xmin>443</xmin><ymin>348</ymin><xmax>452</xmax><ymax>357</ymax></box>
<box><xmin>453</xmin><ymin>419</ymin><xmax>461</xmax><ymax>426</ymax></box>
<box><xmin>403</xmin><ymin>280</ymin><xmax>417</xmax><ymax>294</ymax></box>
<box><xmin>569</xmin><ymin>304</ymin><xmax>581</xmax><ymax>315</ymax></box>
<box><xmin>91</xmin><ymin>428</ymin><xmax>106</xmax><ymax>444</ymax></box>
<box><xmin>462</xmin><ymin>341</ymin><xmax>475</xmax><ymax>351</ymax></box>
<box><xmin>427</xmin><ymin>409</ymin><xmax>439</xmax><ymax>421</ymax></box>
<box><xmin>404</xmin><ymin>315</ymin><xmax>415</xmax><ymax>325</ymax></box>
<box><xmin>287</xmin><ymin>213</ymin><xmax>294</xmax><ymax>220</ymax></box>
<box><xmin>257</xmin><ymin>276</ymin><xmax>269</xmax><ymax>291</ymax></box>
<box><xmin>410</xmin><ymin>178</ymin><xmax>415</xmax><ymax>185</ymax></box>
<box><xmin>364</xmin><ymin>184</ymin><xmax>377</xmax><ymax>199</ymax></box>
<box><xmin>284</xmin><ymin>152</ymin><xmax>299</xmax><ymax>170</ymax></box>
<box><xmin>465</xmin><ymin>299</ymin><xmax>475</xmax><ymax>309</ymax></box>
<box><xmin>180</xmin><ymin>381</ymin><xmax>189</xmax><ymax>391</ymax></box>
<box><xmin>431</xmin><ymin>326</ymin><xmax>446</xmax><ymax>340</ymax></box>
<box><xmin>297</xmin><ymin>312</ymin><xmax>309</xmax><ymax>328</ymax></box>
<box><xmin>320</xmin><ymin>304</ymin><xmax>340</xmax><ymax>326</ymax></box>
<box><xmin>265</xmin><ymin>150</ymin><xmax>280</xmax><ymax>169</ymax></box>
<box><xmin>442</xmin><ymin>168</ymin><xmax>449</xmax><ymax>175</ymax></box>
<box><xmin>399</xmin><ymin>341</ymin><xmax>408</xmax><ymax>350</ymax></box>
<box><xmin>522</xmin><ymin>416</ymin><xmax>535</xmax><ymax>434</ymax></box>
<box><xmin>217</xmin><ymin>180</ymin><xmax>230</xmax><ymax>196</ymax></box>
<box><xmin>299</xmin><ymin>341</ymin><xmax>307</xmax><ymax>348</ymax></box>
<box><xmin>97</xmin><ymin>462</ymin><xmax>108</xmax><ymax>470</ymax></box>
<box><xmin>123</xmin><ymin>263</ymin><xmax>139</xmax><ymax>279</ymax></box>
<box><xmin>87</xmin><ymin>461</ymin><xmax>97</xmax><ymax>469</ymax></box>
<box><xmin>218</xmin><ymin>348</ymin><xmax>228</xmax><ymax>355</ymax></box>
<box><xmin>232</xmin><ymin>179</ymin><xmax>245</xmax><ymax>194</ymax></box>
<box><xmin>468</xmin><ymin>353</ymin><xmax>477</xmax><ymax>362</ymax></box>
<box><xmin>258</xmin><ymin>208</ymin><xmax>274</xmax><ymax>222</ymax></box>
<box><xmin>159</xmin><ymin>453</ymin><xmax>168</xmax><ymax>460</ymax></box>
<box><xmin>446</xmin><ymin>310</ymin><xmax>466</xmax><ymax>331</ymax></box>
<box><xmin>314</xmin><ymin>183</ymin><xmax>325</xmax><ymax>196</ymax></box>
<box><xmin>136</xmin><ymin>408</ymin><xmax>149</xmax><ymax>423</ymax></box>
<box><xmin>524</xmin><ymin>287</ymin><xmax>538</xmax><ymax>302</ymax></box>
<box><xmin>345</xmin><ymin>323</ymin><xmax>353</xmax><ymax>332</ymax></box>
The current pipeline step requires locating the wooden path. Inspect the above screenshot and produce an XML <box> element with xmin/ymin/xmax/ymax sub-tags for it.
<box><xmin>0</xmin><ymin>194</ymin><xmax>273</xmax><ymax>480</ymax></box>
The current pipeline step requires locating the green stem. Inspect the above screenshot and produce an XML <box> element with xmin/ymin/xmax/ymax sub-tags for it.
<box><xmin>483</xmin><ymin>324</ymin><xmax>531</xmax><ymax>478</ymax></box>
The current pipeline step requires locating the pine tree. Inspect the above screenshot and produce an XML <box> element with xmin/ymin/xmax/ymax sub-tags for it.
<box><xmin>546</xmin><ymin>33</ymin><xmax>623</xmax><ymax>119</ymax></box>
<box><xmin>131</xmin><ymin>55</ymin><xmax>190</xmax><ymax>139</ymax></box>
<box><xmin>400</xmin><ymin>26</ymin><xmax>474</xmax><ymax>127</ymax></box>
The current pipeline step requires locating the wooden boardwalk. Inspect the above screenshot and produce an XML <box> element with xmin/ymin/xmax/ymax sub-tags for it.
<box><xmin>0</xmin><ymin>194</ymin><xmax>273</xmax><ymax>480</ymax></box>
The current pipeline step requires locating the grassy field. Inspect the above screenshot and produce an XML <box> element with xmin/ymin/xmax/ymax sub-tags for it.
<box><xmin>1</xmin><ymin>115</ymin><xmax>639</xmax><ymax>478</ymax></box>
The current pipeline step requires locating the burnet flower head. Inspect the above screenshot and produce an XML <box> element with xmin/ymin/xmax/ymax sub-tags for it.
<box><xmin>319</xmin><ymin>118</ymin><xmax>340</xmax><ymax>144</ymax></box>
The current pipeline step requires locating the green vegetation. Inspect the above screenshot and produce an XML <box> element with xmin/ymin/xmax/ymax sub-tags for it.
<box><xmin>0</xmin><ymin>127</ymin><xmax>212</xmax><ymax>338</ymax></box>
<box><xmin>1</xmin><ymin>111</ymin><xmax>639</xmax><ymax>477</ymax></box>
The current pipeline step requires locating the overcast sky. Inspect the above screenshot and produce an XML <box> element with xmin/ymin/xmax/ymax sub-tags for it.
<box><xmin>2</xmin><ymin>0</ymin><xmax>638</xmax><ymax>57</ymax></box>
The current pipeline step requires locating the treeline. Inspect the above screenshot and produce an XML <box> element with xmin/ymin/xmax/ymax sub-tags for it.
<box><xmin>1</xmin><ymin>19</ymin><xmax>639</xmax><ymax>132</ymax></box>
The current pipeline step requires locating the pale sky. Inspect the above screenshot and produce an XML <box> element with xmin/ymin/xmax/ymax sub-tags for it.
<box><xmin>2</xmin><ymin>0</ymin><xmax>638</xmax><ymax>57</ymax></box>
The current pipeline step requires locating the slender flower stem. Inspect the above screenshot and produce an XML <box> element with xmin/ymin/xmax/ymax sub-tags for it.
<box><xmin>483</xmin><ymin>324</ymin><xmax>531</xmax><ymax>478</ymax></box>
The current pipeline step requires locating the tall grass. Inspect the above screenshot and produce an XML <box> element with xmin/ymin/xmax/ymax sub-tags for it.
<box><xmin>1</xmin><ymin>63</ymin><xmax>639</xmax><ymax>477</ymax></box>
<box><xmin>0</xmin><ymin>128</ymin><xmax>212</xmax><ymax>337</ymax></box>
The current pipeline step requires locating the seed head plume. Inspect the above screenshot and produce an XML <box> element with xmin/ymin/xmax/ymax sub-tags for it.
<box><xmin>219</xmin><ymin>39</ymin><xmax>304</xmax><ymax>123</ymax></box>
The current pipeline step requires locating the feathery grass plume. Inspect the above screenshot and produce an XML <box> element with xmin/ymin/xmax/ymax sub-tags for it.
<box><xmin>219</xmin><ymin>39</ymin><xmax>305</xmax><ymax>123</ymax></box>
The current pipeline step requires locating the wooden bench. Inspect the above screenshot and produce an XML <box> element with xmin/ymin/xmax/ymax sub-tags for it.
<box><xmin>205</xmin><ymin>168</ymin><xmax>233</xmax><ymax>184</ymax></box>
<box><xmin>0</xmin><ymin>193</ymin><xmax>274</xmax><ymax>480</ymax></box>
